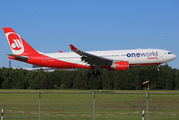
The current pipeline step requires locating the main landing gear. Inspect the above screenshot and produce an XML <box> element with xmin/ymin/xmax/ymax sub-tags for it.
<box><xmin>88</xmin><ymin>70</ymin><xmax>100</xmax><ymax>78</ymax></box>
<box><xmin>157</xmin><ymin>64</ymin><xmax>160</xmax><ymax>71</ymax></box>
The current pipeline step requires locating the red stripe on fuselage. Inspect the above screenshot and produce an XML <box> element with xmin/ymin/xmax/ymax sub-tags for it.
<box><xmin>130</xmin><ymin>63</ymin><xmax>161</xmax><ymax>66</ymax></box>
<box><xmin>9</xmin><ymin>53</ymin><xmax>162</xmax><ymax>70</ymax></box>
<box><xmin>8</xmin><ymin>53</ymin><xmax>96</xmax><ymax>69</ymax></box>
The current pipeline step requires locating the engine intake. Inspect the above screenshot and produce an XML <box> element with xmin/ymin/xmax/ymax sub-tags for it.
<box><xmin>111</xmin><ymin>61</ymin><xmax>129</xmax><ymax>71</ymax></box>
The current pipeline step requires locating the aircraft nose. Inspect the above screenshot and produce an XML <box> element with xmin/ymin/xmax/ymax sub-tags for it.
<box><xmin>173</xmin><ymin>54</ymin><xmax>177</xmax><ymax>60</ymax></box>
<box><xmin>174</xmin><ymin>54</ymin><xmax>177</xmax><ymax>59</ymax></box>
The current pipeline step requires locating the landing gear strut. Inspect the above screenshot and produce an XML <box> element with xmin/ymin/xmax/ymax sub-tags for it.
<box><xmin>157</xmin><ymin>64</ymin><xmax>160</xmax><ymax>71</ymax></box>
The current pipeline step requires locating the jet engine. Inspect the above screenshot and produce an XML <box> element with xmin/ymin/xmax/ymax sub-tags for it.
<box><xmin>111</xmin><ymin>61</ymin><xmax>129</xmax><ymax>71</ymax></box>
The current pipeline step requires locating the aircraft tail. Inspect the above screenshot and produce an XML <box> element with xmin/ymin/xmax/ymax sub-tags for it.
<box><xmin>3</xmin><ymin>27</ymin><xmax>39</xmax><ymax>55</ymax></box>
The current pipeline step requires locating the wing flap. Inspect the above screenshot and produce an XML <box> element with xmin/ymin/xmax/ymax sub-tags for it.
<box><xmin>69</xmin><ymin>45</ymin><xmax>113</xmax><ymax>66</ymax></box>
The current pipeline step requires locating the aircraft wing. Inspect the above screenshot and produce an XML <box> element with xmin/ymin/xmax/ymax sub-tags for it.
<box><xmin>70</xmin><ymin>44</ymin><xmax>113</xmax><ymax>66</ymax></box>
<box><xmin>7</xmin><ymin>54</ymin><xmax>29</xmax><ymax>62</ymax></box>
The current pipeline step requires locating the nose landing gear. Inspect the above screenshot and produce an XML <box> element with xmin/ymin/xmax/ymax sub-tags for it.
<box><xmin>157</xmin><ymin>64</ymin><xmax>160</xmax><ymax>71</ymax></box>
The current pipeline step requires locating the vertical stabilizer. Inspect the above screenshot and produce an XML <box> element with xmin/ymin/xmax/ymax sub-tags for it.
<box><xmin>3</xmin><ymin>27</ymin><xmax>39</xmax><ymax>55</ymax></box>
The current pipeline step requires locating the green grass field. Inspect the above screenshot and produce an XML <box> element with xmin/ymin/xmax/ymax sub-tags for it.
<box><xmin>0</xmin><ymin>90</ymin><xmax>179</xmax><ymax>120</ymax></box>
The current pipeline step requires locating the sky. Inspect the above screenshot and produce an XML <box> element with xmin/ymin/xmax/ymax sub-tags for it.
<box><xmin>0</xmin><ymin>0</ymin><xmax>179</xmax><ymax>69</ymax></box>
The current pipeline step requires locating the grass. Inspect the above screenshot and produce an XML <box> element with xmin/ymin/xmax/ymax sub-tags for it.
<box><xmin>0</xmin><ymin>90</ymin><xmax>179</xmax><ymax>120</ymax></box>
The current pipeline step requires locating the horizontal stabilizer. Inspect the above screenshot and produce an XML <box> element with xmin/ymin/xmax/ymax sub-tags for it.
<box><xmin>7</xmin><ymin>54</ymin><xmax>29</xmax><ymax>61</ymax></box>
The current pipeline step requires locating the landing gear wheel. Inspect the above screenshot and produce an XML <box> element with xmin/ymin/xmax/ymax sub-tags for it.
<box><xmin>87</xmin><ymin>70</ymin><xmax>101</xmax><ymax>78</ymax></box>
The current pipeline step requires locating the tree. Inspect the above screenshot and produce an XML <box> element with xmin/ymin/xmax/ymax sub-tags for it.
<box><xmin>101</xmin><ymin>70</ymin><xmax>114</xmax><ymax>90</ymax></box>
<box><xmin>51</xmin><ymin>70</ymin><xmax>63</xmax><ymax>89</ymax></box>
<box><xmin>73</xmin><ymin>70</ymin><xmax>88</xmax><ymax>90</ymax></box>
<box><xmin>61</xmin><ymin>71</ymin><xmax>74</xmax><ymax>89</ymax></box>
<box><xmin>28</xmin><ymin>71</ymin><xmax>38</xmax><ymax>89</ymax></box>
<box><xmin>134</xmin><ymin>74</ymin><xmax>141</xmax><ymax>90</ymax></box>
<box><xmin>16</xmin><ymin>68</ymin><xmax>28</xmax><ymax>89</ymax></box>
<box><xmin>175</xmin><ymin>71</ymin><xmax>179</xmax><ymax>90</ymax></box>
<box><xmin>2</xmin><ymin>77</ymin><xmax>11</xmax><ymax>89</ymax></box>
<box><xmin>0</xmin><ymin>68</ymin><xmax>3</xmax><ymax>89</ymax></box>
<box><xmin>0</xmin><ymin>64</ymin><xmax>178</xmax><ymax>90</ymax></box>
<box><xmin>113</xmin><ymin>71</ymin><xmax>122</xmax><ymax>90</ymax></box>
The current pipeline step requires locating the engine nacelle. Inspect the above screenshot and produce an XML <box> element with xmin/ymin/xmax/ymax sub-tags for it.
<box><xmin>111</xmin><ymin>61</ymin><xmax>129</xmax><ymax>71</ymax></box>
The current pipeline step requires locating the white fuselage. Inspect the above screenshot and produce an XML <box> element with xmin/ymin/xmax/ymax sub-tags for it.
<box><xmin>44</xmin><ymin>48</ymin><xmax>176</xmax><ymax>67</ymax></box>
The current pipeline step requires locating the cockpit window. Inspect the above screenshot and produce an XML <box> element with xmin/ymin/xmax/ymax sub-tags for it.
<box><xmin>168</xmin><ymin>52</ymin><xmax>172</xmax><ymax>54</ymax></box>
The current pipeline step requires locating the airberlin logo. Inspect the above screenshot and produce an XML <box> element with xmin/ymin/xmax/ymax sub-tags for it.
<box><xmin>6</xmin><ymin>32</ymin><xmax>24</xmax><ymax>55</ymax></box>
<box><xmin>11</xmin><ymin>39</ymin><xmax>23</xmax><ymax>50</ymax></box>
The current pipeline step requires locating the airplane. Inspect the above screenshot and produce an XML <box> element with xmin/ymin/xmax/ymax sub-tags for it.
<box><xmin>3</xmin><ymin>27</ymin><xmax>177</xmax><ymax>77</ymax></box>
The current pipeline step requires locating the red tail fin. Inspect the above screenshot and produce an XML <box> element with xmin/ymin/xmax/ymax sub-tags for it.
<box><xmin>3</xmin><ymin>27</ymin><xmax>39</xmax><ymax>55</ymax></box>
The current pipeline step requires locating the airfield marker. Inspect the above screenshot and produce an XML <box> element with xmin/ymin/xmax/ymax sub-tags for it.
<box><xmin>146</xmin><ymin>92</ymin><xmax>149</xmax><ymax>120</ymax></box>
<box><xmin>1</xmin><ymin>109</ymin><xmax>3</xmax><ymax>120</ymax></box>
<box><xmin>93</xmin><ymin>91</ymin><xmax>95</xmax><ymax>120</ymax></box>
<box><xmin>142</xmin><ymin>81</ymin><xmax>149</xmax><ymax>91</ymax></box>
<box><xmin>142</xmin><ymin>110</ymin><xmax>144</xmax><ymax>120</ymax></box>
<box><xmin>39</xmin><ymin>92</ymin><xmax>41</xmax><ymax>120</ymax></box>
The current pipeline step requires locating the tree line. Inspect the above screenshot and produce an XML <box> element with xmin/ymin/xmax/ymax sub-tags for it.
<box><xmin>0</xmin><ymin>64</ymin><xmax>179</xmax><ymax>90</ymax></box>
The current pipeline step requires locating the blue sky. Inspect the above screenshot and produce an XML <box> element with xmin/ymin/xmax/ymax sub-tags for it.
<box><xmin>0</xmin><ymin>0</ymin><xmax>179</xmax><ymax>69</ymax></box>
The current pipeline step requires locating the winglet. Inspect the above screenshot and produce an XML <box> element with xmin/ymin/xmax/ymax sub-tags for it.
<box><xmin>69</xmin><ymin>44</ymin><xmax>78</xmax><ymax>51</ymax></box>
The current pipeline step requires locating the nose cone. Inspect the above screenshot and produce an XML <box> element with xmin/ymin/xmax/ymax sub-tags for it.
<box><xmin>173</xmin><ymin>54</ymin><xmax>177</xmax><ymax>59</ymax></box>
<box><xmin>171</xmin><ymin>54</ymin><xmax>177</xmax><ymax>61</ymax></box>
